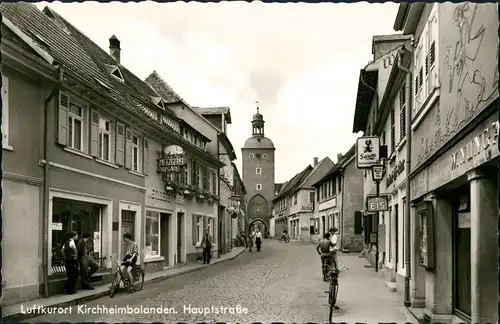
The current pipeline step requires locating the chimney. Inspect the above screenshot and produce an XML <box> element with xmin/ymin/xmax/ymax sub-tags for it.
<box><xmin>313</xmin><ymin>157</ymin><xmax>318</xmax><ymax>166</ymax></box>
<box><xmin>109</xmin><ymin>35</ymin><xmax>121</xmax><ymax>63</ymax></box>
<box><xmin>337</xmin><ymin>154</ymin><xmax>343</xmax><ymax>162</ymax></box>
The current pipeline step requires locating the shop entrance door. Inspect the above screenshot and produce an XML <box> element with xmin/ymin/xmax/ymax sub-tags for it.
<box><xmin>453</xmin><ymin>193</ymin><xmax>471</xmax><ymax>318</ymax></box>
<box><xmin>121</xmin><ymin>210</ymin><xmax>136</xmax><ymax>259</ymax></box>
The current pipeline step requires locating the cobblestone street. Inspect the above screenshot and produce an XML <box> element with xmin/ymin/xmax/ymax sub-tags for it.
<box><xmin>26</xmin><ymin>240</ymin><xmax>415</xmax><ymax>323</ymax></box>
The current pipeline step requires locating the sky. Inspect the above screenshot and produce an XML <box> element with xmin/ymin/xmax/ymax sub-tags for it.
<box><xmin>36</xmin><ymin>1</ymin><xmax>400</xmax><ymax>183</ymax></box>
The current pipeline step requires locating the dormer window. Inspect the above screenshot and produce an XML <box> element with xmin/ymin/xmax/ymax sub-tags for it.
<box><xmin>110</xmin><ymin>67</ymin><xmax>124</xmax><ymax>82</ymax></box>
<box><xmin>151</xmin><ymin>96</ymin><xmax>167</xmax><ymax>110</ymax></box>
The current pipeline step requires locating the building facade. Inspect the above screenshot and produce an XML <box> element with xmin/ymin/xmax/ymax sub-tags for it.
<box><xmin>395</xmin><ymin>3</ymin><xmax>498</xmax><ymax>323</ymax></box>
<box><xmin>312</xmin><ymin>146</ymin><xmax>364</xmax><ymax>251</ymax></box>
<box><xmin>351</xmin><ymin>33</ymin><xmax>412</xmax><ymax>288</ymax></box>
<box><xmin>0</xmin><ymin>3</ymin><xmax>230</xmax><ymax>305</ymax></box>
<box><xmin>241</xmin><ymin>107</ymin><xmax>275</xmax><ymax>234</ymax></box>
<box><xmin>230</xmin><ymin>162</ymin><xmax>247</xmax><ymax>241</ymax></box>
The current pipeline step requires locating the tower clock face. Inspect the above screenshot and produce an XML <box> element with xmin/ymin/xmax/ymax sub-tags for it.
<box><xmin>262</xmin><ymin>153</ymin><xmax>268</xmax><ymax>159</ymax></box>
<box><xmin>255</xmin><ymin>153</ymin><xmax>261</xmax><ymax>159</ymax></box>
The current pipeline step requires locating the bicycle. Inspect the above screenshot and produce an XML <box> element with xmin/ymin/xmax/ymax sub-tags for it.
<box><xmin>109</xmin><ymin>256</ymin><xmax>145</xmax><ymax>298</ymax></box>
<box><xmin>278</xmin><ymin>234</ymin><xmax>289</xmax><ymax>243</ymax></box>
<box><xmin>323</xmin><ymin>260</ymin><xmax>339</xmax><ymax>322</ymax></box>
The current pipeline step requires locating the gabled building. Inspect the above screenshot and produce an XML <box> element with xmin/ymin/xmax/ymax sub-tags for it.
<box><xmin>271</xmin><ymin>157</ymin><xmax>334</xmax><ymax>242</ymax></box>
<box><xmin>351</xmin><ymin>33</ymin><xmax>412</xmax><ymax>274</ymax></box>
<box><xmin>312</xmin><ymin>145</ymin><xmax>364</xmax><ymax>252</ymax></box>
<box><xmin>195</xmin><ymin>106</ymin><xmax>237</xmax><ymax>255</ymax></box>
<box><xmin>0</xmin><ymin>3</ymin><xmax>225</xmax><ymax>304</ymax></box>
<box><xmin>353</xmin><ymin>33</ymin><xmax>412</xmax><ymax>294</ymax></box>
<box><xmin>393</xmin><ymin>3</ymin><xmax>498</xmax><ymax>323</ymax></box>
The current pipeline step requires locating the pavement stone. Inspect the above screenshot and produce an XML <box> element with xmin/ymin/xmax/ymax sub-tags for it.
<box><xmin>15</xmin><ymin>240</ymin><xmax>416</xmax><ymax>323</ymax></box>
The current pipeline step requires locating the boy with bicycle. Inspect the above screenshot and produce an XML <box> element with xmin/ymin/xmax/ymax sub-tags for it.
<box><xmin>121</xmin><ymin>233</ymin><xmax>138</xmax><ymax>292</ymax></box>
<box><xmin>316</xmin><ymin>232</ymin><xmax>336</xmax><ymax>281</ymax></box>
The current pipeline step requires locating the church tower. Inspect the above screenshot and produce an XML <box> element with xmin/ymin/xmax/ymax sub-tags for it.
<box><xmin>241</xmin><ymin>104</ymin><xmax>275</xmax><ymax>234</ymax></box>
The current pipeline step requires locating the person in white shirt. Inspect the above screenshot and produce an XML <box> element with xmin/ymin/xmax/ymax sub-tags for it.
<box><xmin>255</xmin><ymin>228</ymin><xmax>263</xmax><ymax>251</ymax></box>
<box><xmin>329</xmin><ymin>228</ymin><xmax>340</xmax><ymax>270</ymax></box>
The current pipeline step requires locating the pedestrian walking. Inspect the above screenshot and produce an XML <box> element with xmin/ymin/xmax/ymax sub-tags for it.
<box><xmin>77</xmin><ymin>233</ymin><xmax>99</xmax><ymax>290</ymax></box>
<box><xmin>201</xmin><ymin>229</ymin><xmax>213</xmax><ymax>264</ymax></box>
<box><xmin>62</xmin><ymin>231</ymin><xmax>79</xmax><ymax>294</ymax></box>
<box><xmin>255</xmin><ymin>228</ymin><xmax>263</xmax><ymax>251</ymax></box>
<box><xmin>248</xmin><ymin>229</ymin><xmax>255</xmax><ymax>252</ymax></box>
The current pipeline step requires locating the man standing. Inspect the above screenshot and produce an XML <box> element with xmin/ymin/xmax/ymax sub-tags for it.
<box><xmin>201</xmin><ymin>229</ymin><xmax>213</xmax><ymax>264</ymax></box>
<box><xmin>62</xmin><ymin>231</ymin><xmax>79</xmax><ymax>294</ymax></box>
<box><xmin>77</xmin><ymin>233</ymin><xmax>99</xmax><ymax>290</ymax></box>
<box><xmin>255</xmin><ymin>228</ymin><xmax>263</xmax><ymax>251</ymax></box>
<box><xmin>329</xmin><ymin>228</ymin><xmax>340</xmax><ymax>270</ymax></box>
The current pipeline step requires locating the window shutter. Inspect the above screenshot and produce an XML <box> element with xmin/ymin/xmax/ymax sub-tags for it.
<box><xmin>192</xmin><ymin>214</ymin><xmax>197</xmax><ymax>245</ymax></box>
<box><xmin>418</xmin><ymin>67</ymin><xmax>423</xmax><ymax>88</ymax></box>
<box><xmin>191</xmin><ymin>160</ymin><xmax>196</xmax><ymax>187</ymax></box>
<box><xmin>143</xmin><ymin>138</ymin><xmax>149</xmax><ymax>175</ymax></box>
<box><xmin>57</xmin><ymin>91</ymin><xmax>69</xmax><ymax>146</ymax></box>
<box><xmin>429</xmin><ymin>41</ymin><xmax>436</xmax><ymax>66</ymax></box>
<box><xmin>364</xmin><ymin>214</ymin><xmax>372</xmax><ymax>244</ymax></box>
<box><xmin>90</xmin><ymin>109</ymin><xmax>99</xmax><ymax>157</ymax></box>
<box><xmin>115</xmin><ymin>122</ymin><xmax>125</xmax><ymax>166</ymax></box>
<box><xmin>354</xmin><ymin>211</ymin><xmax>362</xmax><ymax>234</ymax></box>
<box><xmin>400</xmin><ymin>87</ymin><xmax>406</xmax><ymax>139</ymax></box>
<box><xmin>212</xmin><ymin>170</ymin><xmax>217</xmax><ymax>194</ymax></box>
<box><xmin>125</xmin><ymin>128</ymin><xmax>132</xmax><ymax>169</ymax></box>
<box><xmin>425</xmin><ymin>55</ymin><xmax>429</xmax><ymax>75</ymax></box>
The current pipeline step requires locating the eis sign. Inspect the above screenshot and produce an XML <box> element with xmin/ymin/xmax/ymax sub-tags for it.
<box><xmin>356</xmin><ymin>136</ymin><xmax>380</xmax><ymax>168</ymax></box>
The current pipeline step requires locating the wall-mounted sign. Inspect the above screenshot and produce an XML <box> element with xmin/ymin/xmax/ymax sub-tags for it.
<box><xmin>356</xmin><ymin>136</ymin><xmax>380</xmax><ymax>168</ymax></box>
<box><xmin>318</xmin><ymin>197</ymin><xmax>336</xmax><ymax>211</ymax></box>
<box><xmin>365</xmin><ymin>195</ymin><xmax>389</xmax><ymax>212</ymax></box>
<box><xmin>51</xmin><ymin>222</ymin><xmax>63</xmax><ymax>230</ymax></box>
<box><xmin>386</xmin><ymin>160</ymin><xmax>405</xmax><ymax>186</ymax></box>
<box><xmin>450</xmin><ymin>121</ymin><xmax>499</xmax><ymax>171</ymax></box>
<box><xmin>147</xmin><ymin>188</ymin><xmax>175</xmax><ymax>203</ymax></box>
<box><xmin>458</xmin><ymin>195</ymin><xmax>469</xmax><ymax>212</ymax></box>
<box><xmin>301</xmin><ymin>204</ymin><xmax>314</xmax><ymax>212</ymax></box>
<box><xmin>300</xmin><ymin>226</ymin><xmax>309</xmax><ymax>231</ymax></box>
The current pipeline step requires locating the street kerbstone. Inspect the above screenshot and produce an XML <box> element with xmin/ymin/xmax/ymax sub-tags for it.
<box><xmin>25</xmin><ymin>240</ymin><xmax>416</xmax><ymax>323</ymax></box>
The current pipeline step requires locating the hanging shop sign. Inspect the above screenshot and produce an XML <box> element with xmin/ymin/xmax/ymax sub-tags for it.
<box><xmin>356</xmin><ymin>136</ymin><xmax>381</xmax><ymax>168</ymax></box>
<box><xmin>157</xmin><ymin>145</ymin><xmax>185</xmax><ymax>174</ymax></box>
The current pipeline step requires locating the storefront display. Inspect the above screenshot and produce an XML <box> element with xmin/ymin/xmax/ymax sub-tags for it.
<box><xmin>51</xmin><ymin>198</ymin><xmax>103</xmax><ymax>274</ymax></box>
<box><xmin>145</xmin><ymin>210</ymin><xmax>161</xmax><ymax>258</ymax></box>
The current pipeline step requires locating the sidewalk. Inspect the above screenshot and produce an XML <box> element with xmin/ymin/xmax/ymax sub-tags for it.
<box><xmin>2</xmin><ymin>247</ymin><xmax>246</xmax><ymax>321</ymax></box>
<box><xmin>328</xmin><ymin>252</ymin><xmax>418</xmax><ymax>323</ymax></box>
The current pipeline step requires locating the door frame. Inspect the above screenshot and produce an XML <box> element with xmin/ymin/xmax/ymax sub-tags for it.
<box><xmin>118</xmin><ymin>201</ymin><xmax>142</xmax><ymax>263</ymax></box>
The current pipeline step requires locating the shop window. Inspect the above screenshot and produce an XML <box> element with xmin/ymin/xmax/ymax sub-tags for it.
<box><xmin>145</xmin><ymin>211</ymin><xmax>160</xmax><ymax>258</ymax></box>
<box><xmin>207</xmin><ymin>217</ymin><xmax>214</xmax><ymax>238</ymax></box>
<box><xmin>51</xmin><ymin>198</ymin><xmax>104</xmax><ymax>274</ymax></box>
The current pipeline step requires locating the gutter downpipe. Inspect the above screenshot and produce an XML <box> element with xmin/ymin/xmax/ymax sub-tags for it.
<box><xmin>359</xmin><ymin>67</ymin><xmax>380</xmax><ymax>270</ymax></box>
<box><xmin>217</xmin><ymin>133</ymin><xmax>222</xmax><ymax>256</ymax></box>
<box><xmin>340</xmin><ymin>169</ymin><xmax>345</xmax><ymax>250</ymax></box>
<box><xmin>397</xmin><ymin>45</ymin><xmax>413</xmax><ymax>308</ymax></box>
<box><xmin>43</xmin><ymin>65</ymin><xmax>64</xmax><ymax>297</ymax></box>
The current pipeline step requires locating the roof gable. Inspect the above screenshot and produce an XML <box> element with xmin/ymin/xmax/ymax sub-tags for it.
<box><xmin>299</xmin><ymin>157</ymin><xmax>335</xmax><ymax>188</ymax></box>
<box><xmin>273</xmin><ymin>165</ymin><xmax>313</xmax><ymax>201</ymax></box>
<box><xmin>145</xmin><ymin>71</ymin><xmax>184</xmax><ymax>104</ymax></box>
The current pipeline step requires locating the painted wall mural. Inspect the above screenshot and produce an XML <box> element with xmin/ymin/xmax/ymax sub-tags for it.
<box><xmin>413</xmin><ymin>3</ymin><xmax>498</xmax><ymax>168</ymax></box>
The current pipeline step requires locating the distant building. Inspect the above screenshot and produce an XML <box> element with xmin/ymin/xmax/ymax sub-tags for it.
<box><xmin>272</xmin><ymin>157</ymin><xmax>334</xmax><ymax>242</ymax></box>
<box><xmin>312</xmin><ymin>146</ymin><xmax>364</xmax><ymax>251</ymax></box>
<box><xmin>241</xmin><ymin>106</ymin><xmax>275</xmax><ymax>234</ymax></box>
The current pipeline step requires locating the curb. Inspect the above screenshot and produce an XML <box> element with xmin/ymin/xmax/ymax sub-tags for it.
<box><xmin>2</xmin><ymin>247</ymin><xmax>247</xmax><ymax>322</ymax></box>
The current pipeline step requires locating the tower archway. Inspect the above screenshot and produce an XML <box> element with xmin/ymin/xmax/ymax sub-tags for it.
<box><xmin>246</xmin><ymin>194</ymin><xmax>270</xmax><ymax>234</ymax></box>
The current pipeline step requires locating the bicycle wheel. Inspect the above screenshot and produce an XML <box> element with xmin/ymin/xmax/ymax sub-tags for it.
<box><xmin>329</xmin><ymin>277</ymin><xmax>338</xmax><ymax>306</ymax></box>
<box><xmin>131</xmin><ymin>268</ymin><xmax>145</xmax><ymax>291</ymax></box>
<box><xmin>109</xmin><ymin>273</ymin><xmax>120</xmax><ymax>298</ymax></box>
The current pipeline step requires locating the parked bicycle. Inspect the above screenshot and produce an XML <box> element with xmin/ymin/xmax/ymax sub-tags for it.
<box><xmin>279</xmin><ymin>234</ymin><xmax>289</xmax><ymax>243</ymax></box>
<box><xmin>109</xmin><ymin>256</ymin><xmax>145</xmax><ymax>298</ymax></box>
<box><xmin>233</xmin><ymin>235</ymin><xmax>246</xmax><ymax>247</ymax></box>
<box><xmin>323</xmin><ymin>260</ymin><xmax>339</xmax><ymax>322</ymax></box>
